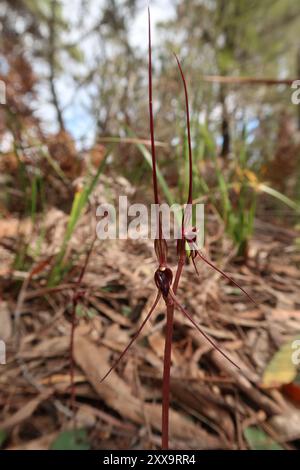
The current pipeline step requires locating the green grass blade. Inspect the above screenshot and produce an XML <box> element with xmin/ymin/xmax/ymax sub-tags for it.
<box><xmin>48</xmin><ymin>148</ymin><xmax>110</xmax><ymax>286</ymax></box>
<box><xmin>258</xmin><ymin>184</ymin><xmax>300</xmax><ymax>212</ymax></box>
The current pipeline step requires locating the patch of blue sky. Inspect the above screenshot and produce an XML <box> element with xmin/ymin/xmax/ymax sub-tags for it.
<box><xmin>58</xmin><ymin>1</ymin><xmax>175</xmax><ymax>144</ymax></box>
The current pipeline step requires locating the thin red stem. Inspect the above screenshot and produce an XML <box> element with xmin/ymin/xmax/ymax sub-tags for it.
<box><xmin>160</xmin><ymin>54</ymin><xmax>194</xmax><ymax>450</ymax></box>
<box><xmin>148</xmin><ymin>8</ymin><xmax>173</xmax><ymax>448</ymax></box>
<box><xmin>69</xmin><ymin>297</ymin><xmax>77</xmax><ymax>414</ymax></box>
<box><xmin>78</xmin><ymin>237</ymin><xmax>96</xmax><ymax>284</ymax></box>
<box><xmin>160</xmin><ymin>245</ymin><xmax>183</xmax><ymax>450</ymax></box>
<box><xmin>69</xmin><ymin>237</ymin><xmax>96</xmax><ymax>415</ymax></box>
<box><xmin>161</xmin><ymin>302</ymin><xmax>174</xmax><ymax>449</ymax></box>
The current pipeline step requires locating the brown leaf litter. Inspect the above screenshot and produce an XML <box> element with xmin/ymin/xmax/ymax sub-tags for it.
<box><xmin>0</xmin><ymin>208</ymin><xmax>299</xmax><ymax>450</ymax></box>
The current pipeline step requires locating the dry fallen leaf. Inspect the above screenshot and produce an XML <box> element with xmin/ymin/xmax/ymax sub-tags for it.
<box><xmin>0</xmin><ymin>218</ymin><xmax>31</xmax><ymax>239</ymax></box>
<box><xmin>0</xmin><ymin>301</ymin><xmax>12</xmax><ymax>341</ymax></box>
<box><xmin>0</xmin><ymin>390</ymin><xmax>52</xmax><ymax>431</ymax></box>
<box><xmin>19</xmin><ymin>336</ymin><xmax>69</xmax><ymax>359</ymax></box>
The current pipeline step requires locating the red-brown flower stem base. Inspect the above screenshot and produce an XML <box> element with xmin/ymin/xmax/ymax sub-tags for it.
<box><xmin>161</xmin><ymin>248</ymin><xmax>185</xmax><ymax>449</ymax></box>
<box><xmin>161</xmin><ymin>301</ymin><xmax>175</xmax><ymax>449</ymax></box>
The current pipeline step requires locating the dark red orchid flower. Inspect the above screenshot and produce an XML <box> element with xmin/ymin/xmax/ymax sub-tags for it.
<box><xmin>101</xmin><ymin>7</ymin><xmax>257</xmax><ymax>450</ymax></box>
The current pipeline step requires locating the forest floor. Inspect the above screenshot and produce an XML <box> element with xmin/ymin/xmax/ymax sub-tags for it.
<box><xmin>0</xmin><ymin>192</ymin><xmax>300</xmax><ymax>450</ymax></box>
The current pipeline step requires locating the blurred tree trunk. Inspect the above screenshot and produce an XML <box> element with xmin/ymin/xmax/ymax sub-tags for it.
<box><xmin>220</xmin><ymin>85</ymin><xmax>230</xmax><ymax>157</ymax></box>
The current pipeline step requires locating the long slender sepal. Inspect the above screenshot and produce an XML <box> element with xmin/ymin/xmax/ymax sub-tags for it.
<box><xmin>174</xmin><ymin>53</ymin><xmax>193</xmax><ymax>206</ymax></box>
<box><xmin>148</xmin><ymin>7</ymin><xmax>159</xmax><ymax>207</ymax></box>
<box><xmin>191</xmin><ymin>254</ymin><xmax>199</xmax><ymax>276</ymax></box>
<box><xmin>148</xmin><ymin>7</ymin><xmax>166</xmax><ymax>266</ymax></box>
<box><xmin>100</xmin><ymin>292</ymin><xmax>161</xmax><ymax>383</ymax></box>
<box><xmin>169</xmin><ymin>290</ymin><xmax>240</xmax><ymax>369</ymax></box>
<box><xmin>195</xmin><ymin>250</ymin><xmax>257</xmax><ymax>305</ymax></box>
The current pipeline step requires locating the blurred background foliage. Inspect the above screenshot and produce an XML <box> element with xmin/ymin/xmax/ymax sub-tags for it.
<box><xmin>1</xmin><ymin>0</ymin><xmax>300</xmax><ymax>258</ymax></box>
